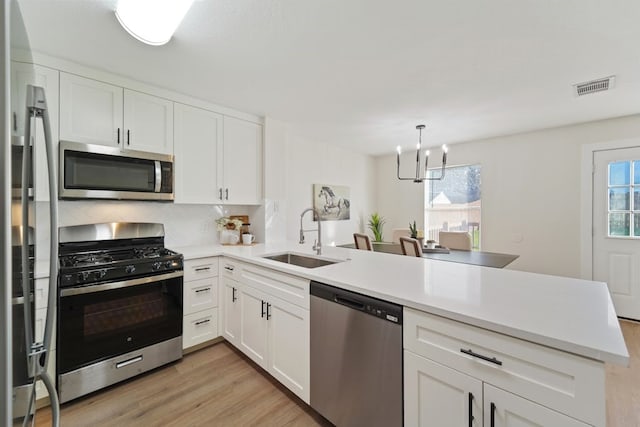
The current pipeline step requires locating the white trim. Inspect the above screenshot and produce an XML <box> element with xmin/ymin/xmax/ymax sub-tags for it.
<box><xmin>11</xmin><ymin>49</ymin><xmax>264</xmax><ymax>125</ymax></box>
<box><xmin>579</xmin><ymin>137</ymin><xmax>640</xmax><ymax>280</ymax></box>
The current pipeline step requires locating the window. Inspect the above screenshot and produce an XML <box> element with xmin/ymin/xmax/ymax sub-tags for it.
<box><xmin>424</xmin><ymin>164</ymin><xmax>481</xmax><ymax>249</ymax></box>
<box><xmin>608</xmin><ymin>160</ymin><xmax>640</xmax><ymax>237</ymax></box>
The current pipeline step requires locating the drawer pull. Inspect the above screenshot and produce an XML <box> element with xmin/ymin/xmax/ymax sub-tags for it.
<box><xmin>195</xmin><ymin>287</ymin><xmax>211</xmax><ymax>293</ymax></box>
<box><xmin>194</xmin><ymin>267</ymin><xmax>211</xmax><ymax>272</ymax></box>
<box><xmin>116</xmin><ymin>355</ymin><xmax>142</xmax><ymax>369</ymax></box>
<box><xmin>224</xmin><ymin>266</ymin><xmax>234</xmax><ymax>272</ymax></box>
<box><xmin>460</xmin><ymin>348</ymin><xmax>503</xmax><ymax>366</ymax></box>
<box><xmin>195</xmin><ymin>318</ymin><xmax>211</xmax><ymax>326</ymax></box>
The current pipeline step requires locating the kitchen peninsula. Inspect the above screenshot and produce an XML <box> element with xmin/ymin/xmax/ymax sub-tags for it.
<box><xmin>176</xmin><ymin>241</ymin><xmax>628</xmax><ymax>427</ymax></box>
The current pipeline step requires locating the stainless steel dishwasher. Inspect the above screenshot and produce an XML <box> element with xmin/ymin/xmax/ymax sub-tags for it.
<box><xmin>310</xmin><ymin>281</ymin><xmax>403</xmax><ymax>427</ymax></box>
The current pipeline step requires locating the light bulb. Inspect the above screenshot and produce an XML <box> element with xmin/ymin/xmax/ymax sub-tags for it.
<box><xmin>115</xmin><ymin>0</ymin><xmax>195</xmax><ymax>46</ymax></box>
<box><xmin>442</xmin><ymin>144</ymin><xmax>448</xmax><ymax>153</ymax></box>
<box><xmin>396</xmin><ymin>146</ymin><xmax>402</xmax><ymax>155</ymax></box>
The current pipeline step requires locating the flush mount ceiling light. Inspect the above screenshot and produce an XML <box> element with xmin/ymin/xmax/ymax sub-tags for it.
<box><xmin>397</xmin><ymin>125</ymin><xmax>448</xmax><ymax>182</ymax></box>
<box><xmin>115</xmin><ymin>0</ymin><xmax>195</xmax><ymax>46</ymax></box>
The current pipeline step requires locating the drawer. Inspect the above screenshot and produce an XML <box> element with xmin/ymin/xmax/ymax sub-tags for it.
<box><xmin>183</xmin><ymin>308</ymin><xmax>219</xmax><ymax>350</ymax></box>
<box><xmin>403</xmin><ymin>308</ymin><xmax>605</xmax><ymax>427</ymax></box>
<box><xmin>184</xmin><ymin>277</ymin><xmax>218</xmax><ymax>316</ymax></box>
<box><xmin>220</xmin><ymin>258</ymin><xmax>241</xmax><ymax>280</ymax></box>
<box><xmin>184</xmin><ymin>257</ymin><xmax>218</xmax><ymax>281</ymax></box>
<box><xmin>240</xmin><ymin>263</ymin><xmax>309</xmax><ymax>309</ymax></box>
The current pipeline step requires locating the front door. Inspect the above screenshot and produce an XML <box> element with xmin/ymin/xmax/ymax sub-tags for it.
<box><xmin>593</xmin><ymin>146</ymin><xmax>640</xmax><ymax>320</ymax></box>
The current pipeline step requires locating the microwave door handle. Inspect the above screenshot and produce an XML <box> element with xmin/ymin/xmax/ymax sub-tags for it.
<box><xmin>26</xmin><ymin>85</ymin><xmax>62</xmax><ymax>424</ymax></box>
<box><xmin>154</xmin><ymin>160</ymin><xmax>161</xmax><ymax>193</ymax></box>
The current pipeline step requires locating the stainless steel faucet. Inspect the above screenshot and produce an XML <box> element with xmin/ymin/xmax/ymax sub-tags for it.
<box><xmin>299</xmin><ymin>207</ymin><xmax>322</xmax><ymax>255</ymax></box>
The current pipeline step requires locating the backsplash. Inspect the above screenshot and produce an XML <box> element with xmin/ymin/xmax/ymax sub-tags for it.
<box><xmin>35</xmin><ymin>201</ymin><xmax>255</xmax><ymax>258</ymax></box>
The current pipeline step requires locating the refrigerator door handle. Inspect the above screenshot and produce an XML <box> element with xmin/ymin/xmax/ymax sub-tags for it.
<box><xmin>25</xmin><ymin>84</ymin><xmax>61</xmax><ymax>426</ymax></box>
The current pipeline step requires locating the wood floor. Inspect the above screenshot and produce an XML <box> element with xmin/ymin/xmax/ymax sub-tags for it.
<box><xmin>34</xmin><ymin>320</ymin><xmax>640</xmax><ymax>426</ymax></box>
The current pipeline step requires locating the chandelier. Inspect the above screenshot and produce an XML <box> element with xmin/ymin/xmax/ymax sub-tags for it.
<box><xmin>396</xmin><ymin>124</ymin><xmax>448</xmax><ymax>182</ymax></box>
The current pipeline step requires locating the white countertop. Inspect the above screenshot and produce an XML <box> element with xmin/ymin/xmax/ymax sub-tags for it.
<box><xmin>174</xmin><ymin>241</ymin><xmax>629</xmax><ymax>366</ymax></box>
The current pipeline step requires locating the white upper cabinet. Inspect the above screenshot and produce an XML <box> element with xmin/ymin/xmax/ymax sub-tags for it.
<box><xmin>123</xmin><ymin>89</ymin><xmax>173</xmax><ymax>155</ymax></box>
<box><xmin>174</xmin><ymin>103</ymin><xmax>222</xmax><ymax>203</ymax></box>
<box><xmin>11</xmin><ymin>62</ymin><xmax>59</xmax><ymax>202</ymax></box>
<box><xmin>60</xmin><ymin>73</ymin><xmax>123</xmax><ymax>147</ymax></box>
<box><xmin>60</xmin><ymin>73</ymin><xmax>173</xmax><ymax>154</ymax></box>
<box><xmin>219</xmin><ymin>116</ymin><xmax>263</xmax><ymax>205</ymax></box>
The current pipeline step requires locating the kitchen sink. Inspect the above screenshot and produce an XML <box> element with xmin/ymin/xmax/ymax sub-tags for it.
<box><xmin>261</xmin><ymin>252</ymin><xmax>343</xmax><ymax>268</ymax></box>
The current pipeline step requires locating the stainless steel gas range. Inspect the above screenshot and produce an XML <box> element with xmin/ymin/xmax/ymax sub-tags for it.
<box><xmin>56</xmin><ymin>222</ymin><xmax>183</xmax><ymax>403</ymax></box>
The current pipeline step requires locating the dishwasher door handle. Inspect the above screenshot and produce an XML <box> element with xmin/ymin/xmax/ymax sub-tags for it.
<box><xmin>334</xmin><ymin>295</ymin><xmax>365</xmax><ymax>311</ymax></box>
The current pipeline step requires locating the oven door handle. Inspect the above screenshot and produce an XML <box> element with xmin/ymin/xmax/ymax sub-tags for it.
<box><xmin>60</xmin><ymin>271</ymin><xmax>184</xmax><ymax>297</ymax></box>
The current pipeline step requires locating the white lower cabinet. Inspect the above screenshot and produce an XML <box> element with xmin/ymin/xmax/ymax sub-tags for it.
<box><xmin>220</xmin><ymin>276</ymin><xmax>241</xmax><ymax>347</ymax></box>
<box><xmin>404</xmin><ymin>308</ymin><xmax>603</xmax><ymax>426</ymax></box>
<box><xmin>484</xmin><ymin>384</ymin><xmax>588</xmax><ymax>427</ymax></box>
<box><xmin>182</xmin><ymin>257</ymin><xmax>220</xmax><ymax>350</ymax></box>
<box><xmin>404</xmin><ymin>351</ymin><xmax>482</xmax><ymax>427</ymax></box>
<box><xmin>219</xmin><ymin>258</ymin><xmax>310</xmax><ymax>403</ymax></box>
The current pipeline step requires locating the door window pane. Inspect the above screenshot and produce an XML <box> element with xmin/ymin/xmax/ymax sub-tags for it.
<box><xmin>635</xmin><ymin>214</ymin><xmax>640</xmax><ymax>237</ymax></box>
<box><xmin>609</xmin><ymin>161</ymin><xmax>630</xmax><ymax>185</ymax></box>
<box><xmin>635</xmin><ymin>189</ymin><xmax>640</xmax><ymax>211</ymax></box>
<box><xmin>609</xmin><ymin>213</ymin><xmax>630</xmax><ymax>236</ymax></box>
<box><xmin>609</xmin><ymin>187</ymin><xmax>630</xmax><ymax>211</ymax></box>
<box><xmin>635</xmin><ymin>161</ymin><xmax>640</xmax><ymax>184</ymax></box>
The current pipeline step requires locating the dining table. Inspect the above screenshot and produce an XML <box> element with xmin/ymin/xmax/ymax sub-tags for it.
<box><xmin>339</xmin><ymin>242</ymin><xmax>519</xmax><ymax>268</ymax></box>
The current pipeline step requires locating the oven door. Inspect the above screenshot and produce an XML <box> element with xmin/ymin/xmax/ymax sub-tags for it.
<box><xmin>58</xmin><ymin>271</ymin><xmax>183</xmax><ymax>374</ymax></box>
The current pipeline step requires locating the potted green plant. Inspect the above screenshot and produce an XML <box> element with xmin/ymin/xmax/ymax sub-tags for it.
<box><xmin>409</xmin><ymin>221</ymin><xmax>425</xmax><ymax>247</ymax></box>
<box><xmin>367</xmin><ymin>213</ymin><xmax>386</xmax><ymax>242</ymax></box>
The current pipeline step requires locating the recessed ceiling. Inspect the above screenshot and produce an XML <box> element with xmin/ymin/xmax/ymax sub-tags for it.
<box><xmin>15</xmin><ymin>0</ymin><xmax>640</xmax><ymax>155</ymax></box>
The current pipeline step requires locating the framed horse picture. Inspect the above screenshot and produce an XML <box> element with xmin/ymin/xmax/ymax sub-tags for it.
<box><xmin>313</xmin><ymin>184</ymin><xmax>351</xmax><ymax>221</ymax></box>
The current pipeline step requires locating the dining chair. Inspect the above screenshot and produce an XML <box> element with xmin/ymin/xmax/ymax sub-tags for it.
<box><xmin>392</xmin><ymin>228</ymin><xmax>411</xmax><ymax>243</ymax></box>
<box><xmin>399</xmin><ymin>236</ymin><xmax>423</xmax><ymax>257</ymax></box>
<box><xmin>439</xmin><ymin>231</ymin><xmax>472</xmax><ymax>251</ymax></box>
<box><xmin>353</xmin><ymin>233</ymin><xmax>373</xmax><ymax>251</ymax></box>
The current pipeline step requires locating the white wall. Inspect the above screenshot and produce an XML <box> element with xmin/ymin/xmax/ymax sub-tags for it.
<box><xmin>263</xmin><ymin>117</ymin><xmax>377</xmax><ymax>248</ymax></box>
<box><xmin>35</xmin><ymin>201</ymin><xmax>256</xmax><ymax>258</ymax></box>
<box><xmin>376</xmin><ymin>114</ymin><xmax>640</xmax><ymax>278</ymax></box>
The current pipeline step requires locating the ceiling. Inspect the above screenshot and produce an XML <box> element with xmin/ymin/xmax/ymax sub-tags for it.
<box><xmin>15</xmin><ymin>0</ymin><xmax>640</xmax><ymax>155</ymax></box>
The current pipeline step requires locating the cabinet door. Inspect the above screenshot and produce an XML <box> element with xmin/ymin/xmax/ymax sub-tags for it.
<box><xmin>123</xmin><ymin>89</ymin><xmax>173</xmax><ymax>154</ymax></box>
<box><xmin>267</xmin><ymin>294</ymin><xmax>310</xmax><ymax>403</ymax></box>
<box><xmin>59</xmin><ymin>72</ymin><xmax>123</xmax><ymax>147</ymax></box>
<box><xmin>404</xmin><ymin>350</ymin><xmax>482</xmax><ymax>427</ymax></box>
<box><xmin>221</xmin><ymin>277</ymin><xmax>241</xmax><ymax>347</ymax></box>
<box><xmin>239</xmin><ymin>284</ymin><xmax>268</xmax><ymax>368</ymax></box>
<box><xmin>221</xmin><ymin>116</ymin><xmax>263</xmax><ymax>204</ymax></box>
<box><xmin>484</xmin><ymin>384</ymin><xmax>589</xmax><ymax>427</ymax></box>
<box><xmin>11</xmin><ymin>63</ymin><xmax>59</xmax><ymax>202</ymax></box>
<box><xmin>174</xmin><ymin>103</ymin><xmax>222</xmax><ymax>203</ymax></box>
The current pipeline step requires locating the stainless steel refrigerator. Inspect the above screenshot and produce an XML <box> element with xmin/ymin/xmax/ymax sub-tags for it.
<box><xmin>2</xmin><ymin>0</ymin><xmax>60</xmax><ymax>425</ymax></box>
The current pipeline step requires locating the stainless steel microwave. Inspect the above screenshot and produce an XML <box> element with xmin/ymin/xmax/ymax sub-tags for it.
<box><xmin>59</xmin><ymin>141</ymin><xmax>174</xmax><ymax>201</ymax></box>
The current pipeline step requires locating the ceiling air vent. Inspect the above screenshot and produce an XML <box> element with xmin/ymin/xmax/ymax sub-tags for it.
<box><xmin>573</xmin><ymin>76</ymin><xmax>616</xmax><ymax>97</ymax></box>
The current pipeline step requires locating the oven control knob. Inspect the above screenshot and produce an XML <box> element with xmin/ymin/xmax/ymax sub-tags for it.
<box><xmin>93</xmin><ymin>270</ymin><xmax>106</xmax><ymax>280</ymax></box>
<box><xmin>125</xmin><ymin>265</ymin><xmax>136</xmax><ymax>274</ymax></box>
<box><xmin>164</xmin><ymin>261</ymin><xmax>173</xmax><ymax>269</ymax></box>
<box><xmin>152</xmin><ymin>262</ymin><xmax>162</xmax><ymax>271</ymax></box>
<box><xmin>77</xmin><ymin>271</ymin><xmax>89</xmax><ymax>282</ymax></box>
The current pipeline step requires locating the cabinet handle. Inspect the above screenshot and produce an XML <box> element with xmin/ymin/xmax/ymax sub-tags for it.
<box><xmin>127</xmin><ymin>129</ymin><xmax>130</xmax><ymax>145</ymax></box>
<box><xmin>13</xmin><ymin>112</ymin><xmax>17</xmax><ymax>131</ymax></box>
<box><xmin>225</xmin><ymin>188</ymin><xmax>229</xmax><ymax>200</ymax></box>
<box><xmin>468</xmin><ymin>392</ymin><xmax>474</xmax><ymax>427</ymax></box>
<box><xmin>232</xmin><ymin>287</ymin><xmax>237</xmax><ymax>302</ymax></box>
<box><xmin>460</xmin><ymin>348</ymin><xmax>503</xmax><ymax>366</ymax></box>
<box><xmin>224</xmin><ymin>265</ymin><xmax>234</xmax><ymax>272</ymax></box>
<box><xmin>195</xmin><ymin>318</ymin><xmax>211</xmax><ymax>326</ymax></box>
<box><xmin>261</xmin><ymin>300</ymin><xmax>266</xmax><ymax>318</ymax></box>
<box><xmin>219</xmin><ymin>188</ymin><xmax>223</xmax><ymax>200</ymax></box>
<box><xmin>195</xmin><ymin>267</ymin><xmax>211</xmax><ymax>272</ymax></box>
<box><xmin>195</xmin><ymin>287</ymin><xmax>211</xmax><ymax>293</ymax></box>
<box><xmin>117</xmin><ymin>127</ymin><xmax>120</xmax><ymax>144</ymax></box>
<box><xmin>266</xmin><ymin>303</ymin><xmax>272</xmax><ymax>320</ymax></box>
<box><xmin>490</xmin><ymin>402</ymin><xmax>496</xmax><ymax>427</ymax></box>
